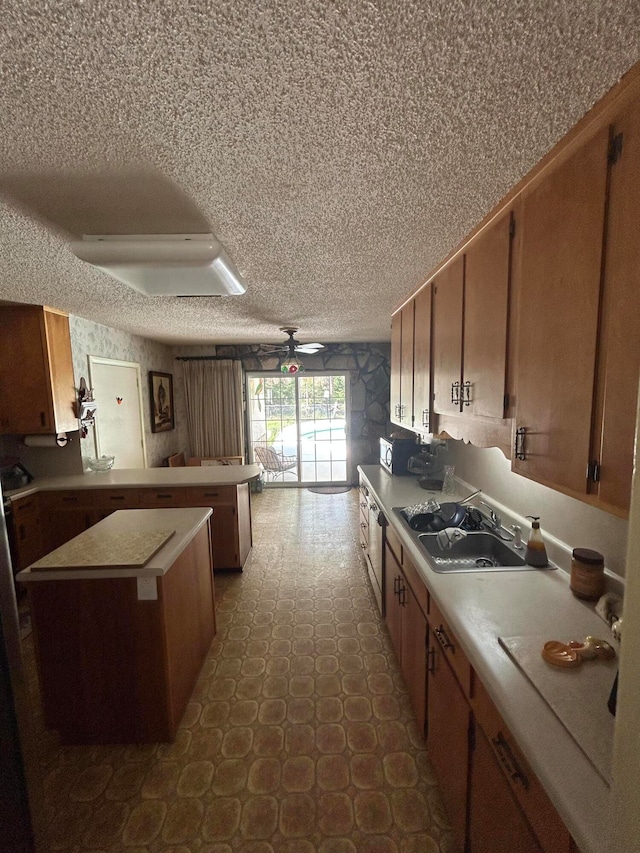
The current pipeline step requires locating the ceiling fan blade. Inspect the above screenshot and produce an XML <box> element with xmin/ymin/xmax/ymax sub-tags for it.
<box><xmin>295</xmin><ymin>343</ymin><xmax>324</xmax><ymax>353</ymax></box>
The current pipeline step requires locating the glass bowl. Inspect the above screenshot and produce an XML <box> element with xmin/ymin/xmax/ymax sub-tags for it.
<box><xmin>87</xmin><ymin>455</ymin><xmax>115</xmax><ymax>472</ymax></box>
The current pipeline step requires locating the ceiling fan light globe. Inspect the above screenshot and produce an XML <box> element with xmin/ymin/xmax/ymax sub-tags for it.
<box><xmin>281</xmin><ymin>358</ymin><xmax>304</xmax><ymax>374</ymax></box>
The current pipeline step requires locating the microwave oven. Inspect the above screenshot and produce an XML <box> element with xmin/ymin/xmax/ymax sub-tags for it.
<box><xmin>379</xmin><ymin>437</ymin><xmax>417</xmax><ymax>475</ymax></box>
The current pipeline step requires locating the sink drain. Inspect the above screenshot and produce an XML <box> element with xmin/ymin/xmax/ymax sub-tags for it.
<box><xmin>475</xmin><ymin>556</ymin><xmax>499</xmax><ymax>568</ymax></box>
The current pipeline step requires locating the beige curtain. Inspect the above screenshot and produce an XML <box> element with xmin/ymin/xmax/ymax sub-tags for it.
<box><xmin>182</xmin><ymin>360</ymin><xmax>245</xmax><ymax>459</ymax></box>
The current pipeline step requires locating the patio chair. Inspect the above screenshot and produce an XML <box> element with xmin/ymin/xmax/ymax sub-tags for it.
<box><xmin>253</xmin><ymin>444</ymin><xmax>297</xmax><ymax>482</ymax></box>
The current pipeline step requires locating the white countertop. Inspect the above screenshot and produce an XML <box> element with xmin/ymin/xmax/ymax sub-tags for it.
<box><xmin>359</xmin><ymin>465</ymin><xmax>617</xmax><ymax>853</ymax></box>
<box><xmin>16</xmin><ymin>507</ymin><xmax>213</xmax><ymax>581</ymax></box>
<box><xmin>6</xmin><ymin>464</ymin><xmax>261</xmax><ymax>500</ymax></box>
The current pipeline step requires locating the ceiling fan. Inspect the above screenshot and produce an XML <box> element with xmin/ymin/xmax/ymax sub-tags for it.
<box><xmin>264</xmin><ymin>328</ymin><xmax>325</xmax><ymax>374</ymax></box>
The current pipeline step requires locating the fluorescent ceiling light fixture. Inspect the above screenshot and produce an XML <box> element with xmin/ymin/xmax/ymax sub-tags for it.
<box><xmin>72</xmin><ymin>233</ymin><xmax>246</xmax><ymax>296</ymax></box>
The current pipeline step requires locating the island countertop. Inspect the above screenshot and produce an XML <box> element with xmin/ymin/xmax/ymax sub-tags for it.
<box><xmin>16</xmin><ymin>507</ymin><xmax>213</xmax><ymax>581</ymax></box>
<box><xmin>6</xmin><ymin>464</ymin><xmax>261</xmax><ymax>500</ymax></box>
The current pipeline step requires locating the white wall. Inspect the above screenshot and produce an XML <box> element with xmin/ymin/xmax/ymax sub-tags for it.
<box><xmin>447</xmin><ymin>440</ymin><xmax>629</xmax><ymax>578</ymax></box>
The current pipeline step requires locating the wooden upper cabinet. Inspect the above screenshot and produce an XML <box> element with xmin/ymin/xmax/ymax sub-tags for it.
<box><xmin>512</xmin><ymin>125</ymin><xmax>610</xmax><ymax>494</ymax></box>
<box><xmin>399</xmin><ymin>301</ymin><xmax>415</xmax><ymax>428</ymax></box>
<box><xmin>413</xmin><ymin>285</ymin><xmax>432</xmax><ymax>433</ymax></box>
<box><xmin>463</xmin><ymin>211</ymin><xmax>512</xmax><ymax>419</ymax></box>
<box><xmin>390</xmin><ymin>302</ymin><xmax>415</xmax><ymax>429</ymax></box>
<box><xmin>432</xmin><ymin>256</ymin><xmax>464</xmax><ymax>416</ymax></box>
<box><xmin>432</xmin><ymin>215</ymin><xmax>512</xmax><ymax>421</ymax></box>
<box><xmin>0</xmin><ymin>305</ymin><xmax>77</xmax><ymax>435</ymax></box>
<box><xmin>591</xmin><ymin>102</ymin><xmax>640</xmax><ymax>512</ymax></box>
<box><xmin>390</xmin><ymin>312</ymin><xmax>402</xmax><ymax>426</ymax></box>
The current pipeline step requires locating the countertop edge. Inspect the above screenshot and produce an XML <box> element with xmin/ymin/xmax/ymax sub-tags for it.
<box><xmin>5</xmin><ymin>465</ymin><xmax>261</xmax><ymax>499</ymax></box>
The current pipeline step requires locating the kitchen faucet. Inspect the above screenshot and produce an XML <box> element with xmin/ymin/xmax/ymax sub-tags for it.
<box><xmin>475</xmin><ymin>500</ymin><xmax>514</xmax><ymax>541</ymax></box>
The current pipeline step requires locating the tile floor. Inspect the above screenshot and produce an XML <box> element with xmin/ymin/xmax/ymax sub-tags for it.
<box><xmin>24</xmin><ymin>487</ymin><xmax>455</xmax><ymax>852</ymax></box>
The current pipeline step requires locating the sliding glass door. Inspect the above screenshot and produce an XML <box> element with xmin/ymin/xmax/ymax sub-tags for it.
<box><xmin>247</xmin><ymin>372</ymin><xmax>349</xmax><ymax>485</ymax></box>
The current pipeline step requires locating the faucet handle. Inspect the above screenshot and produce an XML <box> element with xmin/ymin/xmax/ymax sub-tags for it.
<box><xmin>479</xmin><ymin>500</ymin><xmax>501</xmax><ymax>527</ymax></box>
<box><xmin>510</xmin><ymin>524</ymin><xmax>523</xmax><ymax>549</ymax></box>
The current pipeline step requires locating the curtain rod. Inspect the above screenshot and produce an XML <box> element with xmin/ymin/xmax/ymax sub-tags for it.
<box><xmin>175</xmin><ymin>355</ymin><xmax>244</xmax><ymax>361</ymax></box>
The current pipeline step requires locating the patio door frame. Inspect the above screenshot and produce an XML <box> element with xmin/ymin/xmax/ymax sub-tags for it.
<box><xmin>246</xmin><ymin>370</ymin><xmax>350</xmax><ymax>487</ymax></box>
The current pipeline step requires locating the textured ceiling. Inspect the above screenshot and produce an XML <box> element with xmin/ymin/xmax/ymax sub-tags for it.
<box><xmin>0</xmin><ymin>2</ymin><xmax>639</xmax><ymax>347</ymax></box>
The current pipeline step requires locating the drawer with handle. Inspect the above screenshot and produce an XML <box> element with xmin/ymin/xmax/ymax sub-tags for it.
<box><xmin>39</xmin><ymin>490</ymin><xmax>95</xmax><ymax>508</ymax></box>
<box><xmin>183</xmin><ymin>486</ymin><xmax>235</xmax><ymax>506</ymax></box>
<box><xmin>428</xmin><ymin>596</ymin><xmax>472</xmax><ymax>697</ymax></box>
<box><xmin>139</xmin><ymin>489</ymin><xmax>187</xmax><ymax>507</ymax></box>
<box><xmin>93</xmin><ymin>489</ymin><xmax>140</xmax><ymax>509</ymax></box>
<box><xmin>471</xmin><ymin>679</ymin><xmax>573</xmax><ymax>853</ymax></box>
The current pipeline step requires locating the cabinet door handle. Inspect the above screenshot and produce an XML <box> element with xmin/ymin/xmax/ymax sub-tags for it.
<box><xmin>62</xmin><ymin>496</ymin><xmax>79</xmax><ymax>503</ymax></box>
<box><xmin>451</xmin><ymin>382</ymin><xmax>460</xmax><ymax>405</ymax></box>
<box><xmin>422</xmin><ymin>409</ymin><xmax>430</xmax><ymax>429</ymax></box>
<box><xmin>155</xmin><ymin>493</ymin><xmax>173</xmax><ymax>499</ymax></box>
<box><xmin>109</xmin><ymin>495</ymin><xmax>125</xmax><ymax>501</ymax></box>
<box><xmin>19</xmin><ymin>523</ymin><xmax>26</xmax><ymax>541</ymax></box>
<box><xmin>462</xmin><ymin>381</ymin><xmax>472</xmax><ymax>406</ymax></box>
<box><xmin>434</xmin><ymin>624</ymin><xmax>454</xmax><ymax>652</ymax></box>
<box><xmin>203</xmin><ymin>492</ymin><xmax>220</xmax><ymax>497</ymax></box>
<box><xmin>514</xmin><ymin>426</ymin><xmax>527</xmax><ymax>461</ymax></box>
<box><xmin>492</xmin><ymin>731</ymin><xmax>530</xmax><ymax>790</ymax></box>
<box><xmin>399</xmin><ymin>584</ymin><xmax>406</xmax><ymax>607</ymax></box>
<box><xmin>427</xmin><ymin>646</ymin><xmax>436</xmax><ymax>675</ymax></box>
<box><xmin>40</xmin><ymin>412</ymin><xmax>47</xmax><ymax>427</ymax></box>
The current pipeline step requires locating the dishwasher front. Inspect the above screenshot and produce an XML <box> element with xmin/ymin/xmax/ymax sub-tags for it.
<box><xmin>366</xmin><ymin>496</ymin><xmax>386</xmax><ymax>616</ymax></box>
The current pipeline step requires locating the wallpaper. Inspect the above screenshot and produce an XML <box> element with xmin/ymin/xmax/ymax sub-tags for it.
<box><xmin>69</xmin><ymin>315</ymin><xmax>184</xmax><ymax>469</ymax></box>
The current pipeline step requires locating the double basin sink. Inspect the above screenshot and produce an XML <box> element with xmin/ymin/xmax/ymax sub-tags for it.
<box><xmin>392</xmin><ymin>507</ymin><xmax>556</xmax><ymax>574</ymax></box>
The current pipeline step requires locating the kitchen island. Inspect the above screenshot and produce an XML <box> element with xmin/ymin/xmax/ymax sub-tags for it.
<box><xmin>7</xmin><ymin>463</ymin><xmax>261</xmax><ymax>572</ymax></box>
<box><xmin>17</xmin><ymin>507</ymin><xmax>216</xmax><ymax>744</ymax></box>
<box><xmin>359</xmin><ymin>464</ymin><xmax>618</xmax><ymax>853</ymax></box>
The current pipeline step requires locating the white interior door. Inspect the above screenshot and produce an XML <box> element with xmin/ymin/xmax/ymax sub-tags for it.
<box><xmin>89</xmin><ymin>357</ymin><xmax>147</xmax><ymax>469</ymax></box>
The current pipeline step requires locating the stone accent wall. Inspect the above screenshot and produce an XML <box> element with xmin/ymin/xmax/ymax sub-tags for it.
<box><xmin>177</xmin><ymin>342</ymin><xmax>391</xmax><ymax>483</ymax></box>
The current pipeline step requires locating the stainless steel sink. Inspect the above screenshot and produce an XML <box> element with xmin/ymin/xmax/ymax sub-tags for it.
<box><xmin>416</xmin><ymin>531</ymin><xmax>555</xmax><ymax>573</ymax></box>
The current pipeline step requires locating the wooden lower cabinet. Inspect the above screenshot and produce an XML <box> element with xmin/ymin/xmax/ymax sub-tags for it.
<box><xmin>383</xmin><ymin>542</ymin><xmax>403</xmax><ymax>655</ymax></box>
<box><xmin>425</xmin><ymin>594</ymin><xmax>575</xmax><ymax>853</ymax></box>
<box><xmin>401</xmin><ymin>579</ymin><xmax>427</xmax><ymax>730</ymax></box>
<box><xmin>468</xmin><ymin>722</ymin><xmax>542</xmax><ymax>853</ymax></box>
<box><xmin>39</xmin><ymin>491</ymin><xmax>95</xmax><ymax>551</ymax></box>
<box><xmin>384</xmin><ymin>541</ymin><xmax>427</xmax><ymax>735</ymax></box>
<box><xmin>471</xmin><ymin>680</ymin><xmax>573</xmax><ymax>853</ymax></box>
<box><xmin>28</xmin><ymin>522</ymin><xmax>215</xmax><ymax>744</ymax></box>
<box><xmin>183</xmin><ymin>484</ymin><xmax>252</xmax><ymax>571</ymax></box>
<box><xmin>7</xmin><ymin>494</ymin><xmax>46</xmax><ymax>573</ymax></box>
<box><xmin>427</xmin><ymin>626</ymin><xmax>470</xmax><ymax>852</ymax></box>
<box><xmin>33</xmin><ymin>483</ymin><xmax>252</xmax><ymax>572</ymax></box>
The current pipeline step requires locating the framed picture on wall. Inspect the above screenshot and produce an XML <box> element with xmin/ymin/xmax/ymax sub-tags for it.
<box><xmin>149</xmin><ymin>371</ymin><xmax>175</xmax><ymax>433</ymax></box>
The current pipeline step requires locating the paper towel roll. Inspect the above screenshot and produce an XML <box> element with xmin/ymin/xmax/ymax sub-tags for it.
<box><xmin>23</xmin><ymin>433</ymin><xmax>69</xmax><ymax>447</ymax></box>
